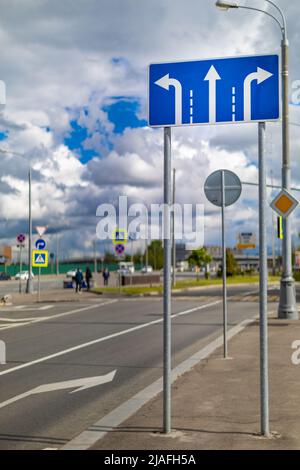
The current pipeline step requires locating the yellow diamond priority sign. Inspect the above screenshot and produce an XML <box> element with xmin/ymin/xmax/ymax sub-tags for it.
<box><xmin>270</xmin><ymin>189</ymin><xmax>298</xmax><ymax>218</ymax></box>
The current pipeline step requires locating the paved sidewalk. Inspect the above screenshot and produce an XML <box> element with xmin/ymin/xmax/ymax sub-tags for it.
<box><xmin>92</xmin><ymin>315</ymin><xmax>300</xmax><ymax>450</ymax></box>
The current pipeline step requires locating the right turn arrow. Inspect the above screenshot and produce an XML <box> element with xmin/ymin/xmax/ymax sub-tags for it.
<box><xmin>243</xmin><ymin>67</ymin><xmax>273</xmax><ymax>121</ymax></box>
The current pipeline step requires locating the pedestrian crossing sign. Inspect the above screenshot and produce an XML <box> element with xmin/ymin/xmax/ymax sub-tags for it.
<box><xmin>32</xmin><ymin>250</ymin><xmax>48</xmax><ymax>267</ymax></box>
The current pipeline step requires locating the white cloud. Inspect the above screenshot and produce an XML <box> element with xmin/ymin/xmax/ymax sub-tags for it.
<box><xmin>0</xmin><ymin>0</ymin><xmax>297</xmax><ymax>253</ymax></box>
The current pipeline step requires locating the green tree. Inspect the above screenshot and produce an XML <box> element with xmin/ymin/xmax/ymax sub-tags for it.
<box><xmin>218</xmin><ymin>249</ymin><xmax>239</xmax><ymax>277</ymax></box>
<box><xmin>188</xmin><ymin>247</ymin><xmax>212</xmax><ymax>280</ymax></box>
<box><xmin>226</xmin><ymin>249</ymin><xmax>238</xmax><ymax>277</ymax></box>
<box><xmin>104</xmin><ymin>252</ymin><xmax>117</xmax><ymax>264</ymax></box>
<box><xmin>147</xmin><ymin>240</ymin><xmax>164</xmax><ymax>270</ymax></box>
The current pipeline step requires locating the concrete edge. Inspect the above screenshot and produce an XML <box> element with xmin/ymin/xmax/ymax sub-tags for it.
<box><xmin>91</xmin><ymin>282</ymin><xmax>281</xmax><ymax>299</ymax></box>
<box><xmin>62</xmin><ymin>316</ymin><xmax>257</xmax><ymax>450</ymax></box>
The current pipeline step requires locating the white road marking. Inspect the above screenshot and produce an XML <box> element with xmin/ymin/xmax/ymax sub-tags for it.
<box><xmin>0</xmin><ymin>300</ymin><xmax>118</xmax><ymax>332</ymax></box>
<box><xmin>0</xmin><ymin>370</ymin><xmax>117</xmax><ymax>411</ymax></box>
<box><xmin>0</xmin><ymin>290</ymin><xmax>257</xmax><ymax>377</ymax></box>
<box><xmin>2</xmin><ymin>304</ymin><xmax>54</xmax><ymax>312</ymax></box>
<box><xmin>63</xmin><ymin>315</ymin><xmax>260</xmax><ymax>450</ymax></box>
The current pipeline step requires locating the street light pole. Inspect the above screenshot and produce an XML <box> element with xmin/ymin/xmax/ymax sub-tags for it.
<box><xmin>26</xmin><ymin>166</ymin><xmax>33</xmax><ymax>293</ymax></box>
<box><xmin>215</xmin><ymin>0</ymin><xmax>297</xmax><ymax>320</ymax></box>
<box><xmin>0</xmin><ymin>148</ymin><xmax>34</xmax><ymax>294</ymax></box>
<box><xmin>172</xmin><ymin>168</ymin><xmax>176</xmax><ymax>288</ymax></box>
<box><xmin>279</xmin><ymin>33</ymin><xmax>297</xmax><ymax>319</ymax></box>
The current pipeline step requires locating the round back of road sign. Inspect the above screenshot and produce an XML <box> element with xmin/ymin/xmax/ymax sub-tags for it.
<box><xmin>204</xmin><ymin>170</ymin><xmax>242</xmax><ymax>207</ymax></box>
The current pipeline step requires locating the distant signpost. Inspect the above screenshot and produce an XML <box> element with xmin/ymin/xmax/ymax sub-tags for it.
<box><xmin>204</xmin><ymin>169</ymin><xmax>242</xmax><ymax>359</ymax></box>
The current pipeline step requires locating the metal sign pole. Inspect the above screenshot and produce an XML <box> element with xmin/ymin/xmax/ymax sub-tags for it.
<box><xmin>19</xmin><ymin>245</ymin><xmax>22</xmax><ymax>294</ymax></box>
<box><xmin>221</xmin><ymin>170</ymin><xmax>228</xmax><ymax>359</ymax></box>
<box><xmin>258</xmin><ymin>121</ymin><xmax>269</xmax><ymax>437</ymax></box>
<box><xmin>163</xmin><ymin>127</ymin><xmax>172</xmax><ymax>434</ymax></box>
<box><xmin>38</xmin><ymin>267</ymin><xmax>41</xmax><ymax>302</ymax></box>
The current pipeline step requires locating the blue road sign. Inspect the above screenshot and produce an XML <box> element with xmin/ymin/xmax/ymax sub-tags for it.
<box><xmin>115</xmin><ymin>244</ymin><xmax>125</xmax><ymax>255</ymax></box>
<box><xmin>35</xmin><ymin>238</ymin><xmax>46</xmax><ymax>250</ymax></box>
<box><xmin>148</xmin><ymin>54</ymin><xmax>279</xmax><ymax>127</ymax></box>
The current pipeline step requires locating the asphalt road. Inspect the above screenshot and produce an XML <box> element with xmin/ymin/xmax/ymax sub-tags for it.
<box><xmin>0</xmin><ymin>284</ymin><xmax>280</xmax><ymax>449</ymax></box>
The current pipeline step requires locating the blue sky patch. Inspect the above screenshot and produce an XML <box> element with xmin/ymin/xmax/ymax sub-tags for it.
<box><xmin>104</xmin><ymin>98</ymin><xmax>147</xmax><ymax>134</ymax></box>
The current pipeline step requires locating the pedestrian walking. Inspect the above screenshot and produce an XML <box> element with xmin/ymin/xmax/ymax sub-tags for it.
<box><xmin>75</xmin><ymin>268</ymin><xmax>83</xmax><ymax>293</ymax></box>
<box><xmin>103</xmin><ymin>268</ymin><xmax>110</xmax><ymax>286</ymax></box>
<box><xmin>85</xmin><ymin>266</ymin><xmax>92</xmax><ymax>291</ymax></box>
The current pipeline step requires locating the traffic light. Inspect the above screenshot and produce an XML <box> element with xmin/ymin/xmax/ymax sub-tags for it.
<box><xmin>277</xmin><ymin>216</ymin><xmax>283</xmax><ymax>239</ymax></box>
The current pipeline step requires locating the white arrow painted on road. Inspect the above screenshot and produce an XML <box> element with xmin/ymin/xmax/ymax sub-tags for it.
<box><xmin>243</xmin><ymin>67</ymin><xmax>273</xmax><ymax>121</ymax></box>
<box><xmin>204</xmin><ymin>65</ymin><xmax>221</xmax><ymax>124</ymax></box>
<box><xmin>155</xmin><ymin>74</ymin><xmax>182</xmax><ymax>125</ymax></box>
<box><xmin>0</xmin><ymin>370</ymin><xmax>116</xmax><ymax>410</ymax></box>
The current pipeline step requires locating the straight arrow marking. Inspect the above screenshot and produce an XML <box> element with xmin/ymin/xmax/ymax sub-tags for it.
<box><xmin>0</xmin><ymin>370</ymin><xmax>116</xmax><ymax>410</ymax></box>
<box><xmin>204</xmin><ymin>65</ymin><xmax>221</xmax><ymax>124</ymax></box>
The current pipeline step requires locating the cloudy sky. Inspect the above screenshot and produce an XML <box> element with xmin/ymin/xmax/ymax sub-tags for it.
<box><xmin>0</xmin><ymin>0</ymin><xmax>299</xmax><ymax>259</ymax></box>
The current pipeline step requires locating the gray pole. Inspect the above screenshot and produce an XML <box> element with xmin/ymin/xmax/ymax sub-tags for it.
<box><xmin>38</xmin><ymin>267</ymin><xmax>41</xmax><ymax>302</ymax></box>
<box><xmin>172</xmin><ymin>168</ymin><xmax>176</xmax><ymax>288</ymax></box>
<box><xmin>56</xmin><ymin>233</ymin><xmax>59</xmax><ymax>275</ymax></box>
<box><xmin>258</xmin><ymin>122</ymin><xmax>270</xmax><ymax>437</ymax></box>
<box><xmin>163</xmin><ymin>127</ymin><xmax>172</xmax><ymax>433</ymax></box>
<box><xmin>271</xmin><ymin>170</ymin><xmax>276</xmax><ymax>276</ymax></box>
<box><xmin>26</xmin><ymin>167</ymin><xmax>33</xmax><ymax>294</ymax></box>
<box><xmin>94</xmin><ymin>239</ymin><xmax>97</xmax><ymax>276</ymax></box>
<box><xmin>145</xmin><ymin>239</ymin><xmax>148</xmax><ymax>267</ymax></box>
<box><xmin>221</xmin><ymin>170</ymin><xmax>227</xmax><ymax>359</ymax></box>
<box><xmin>278</xmin><ymin>36</ymin><xmax>298</xmax><ymax>319</ymax></box>
<box><xmin>19</xmin><ymin>245</ymin><xmax>22</xmax><ymax>294</ymax></box>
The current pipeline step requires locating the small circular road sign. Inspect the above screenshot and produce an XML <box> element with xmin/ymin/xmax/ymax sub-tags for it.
<box><xmin>35</xmin><ymin>238</ymin><xmax>46</xmax><ymax>250</ymax></box>
<box><xmin>115</xmin><ymin>244</ymin><xmax>125</xmax><ymax>255</ymax></box>
<box><xmin>204</xmin><ymin>169</ymin><xmax>242</xmax><ymax>207</ymax></box>
<box><xmin>17</xmin><ymin>233</ymin><xmax>26</xmax><ymax>244</ymax></box>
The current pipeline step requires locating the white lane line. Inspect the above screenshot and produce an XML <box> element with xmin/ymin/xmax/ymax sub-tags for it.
<box><xmin>0</xmin><ymin>322</ymin><xmax>29</xmax><ymax>330</ymax></box>
<box><xmin>0</xmin><ymin>300</ymin><xmax>118</xmax><ymax>332</ymax></box>
<box><xmin>38</xmin><ymin>305</ymin><xmax>54</xmax><ymax>311</ymax></box>
<box><xmin>62</xmin><ymin>315</ymin><xmax>259</xmax><ymax>450</ymax></box>
<box><xmin>0</xmin><ymin>317</ymin><xmax>48</xmax><ymax>323</ymax></box>
<box><xmin>0</xmin><ymin>301</ymin><xmax>220</xmax><ymax>377</ymax></box>
<box><xmin>0</xmin><ymin>290</ymin><xmax>257</xmax><ymax>377</ymax></box>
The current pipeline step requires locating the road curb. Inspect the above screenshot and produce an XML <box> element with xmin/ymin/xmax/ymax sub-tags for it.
<box><xmin>62</xmin><ymin>315</ymin><xmax>257</xmax><ymax>450</ymax></box>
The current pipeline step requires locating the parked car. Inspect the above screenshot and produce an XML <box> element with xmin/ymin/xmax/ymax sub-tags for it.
<box><xmin>141</xmin><ymin>265</ymin><xmax>153</xmax><ymax>274</ymax></box>
<box><xmin>66</xmin><ymin>270</ymin><xmax>77</xmax><ymax>279</ymax></box>
<box><xmin>15</xmin><ymin>271</ymin><xmax>34</xmax><ymax>280</ymax></box>
<box><xmin>0</xmin><ymin>272</ymin><xmax>11</xmax><ymax>281</ymax></box>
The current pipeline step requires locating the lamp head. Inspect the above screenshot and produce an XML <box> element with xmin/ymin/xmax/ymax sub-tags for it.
<box><xmin>215</xmin><ymin>0</ymin><xmax>239</xmax><ymax>10</ymax></box>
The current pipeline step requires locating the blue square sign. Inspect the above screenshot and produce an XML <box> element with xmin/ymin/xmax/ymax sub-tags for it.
<box><xmin>148</xmin><ymin>54</ymin><xmax>280</xmax><ymax>127</ymax></box>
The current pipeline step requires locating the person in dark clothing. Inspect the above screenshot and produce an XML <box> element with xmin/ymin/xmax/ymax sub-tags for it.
<box><xmin>103</xmin><ymin>268</ymin><xmax>110</xmax><ymax>286</ymax></box>
<box><xmin>75</xmin><ymin>268</ymin><xmax>83</xmax><ymax>293</ymax></box>
<box><xmin>85</xmin><ymin>266</ymin><xmax>92</xmax><ymax>291</ymax></box>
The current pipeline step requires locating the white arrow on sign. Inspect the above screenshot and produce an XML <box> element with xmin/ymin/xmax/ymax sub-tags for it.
<box><xmin>243</xmin><ymin>67</ymin><xmax>273</xmax><ymax>121</ymax></box>
<box><xmin>155</xmin><ymin>74</ymin><xmax>182</xmax><ymax>125</ymax></box>
<box><xmin>0</xmin><ymin>370</ymin><xmax>116</xmax><ymax>410</ymax></box>
<box><xmin>204</xmin><ymin>65</ymin><xmax>221</xmax><ymax>124</ymax></box>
